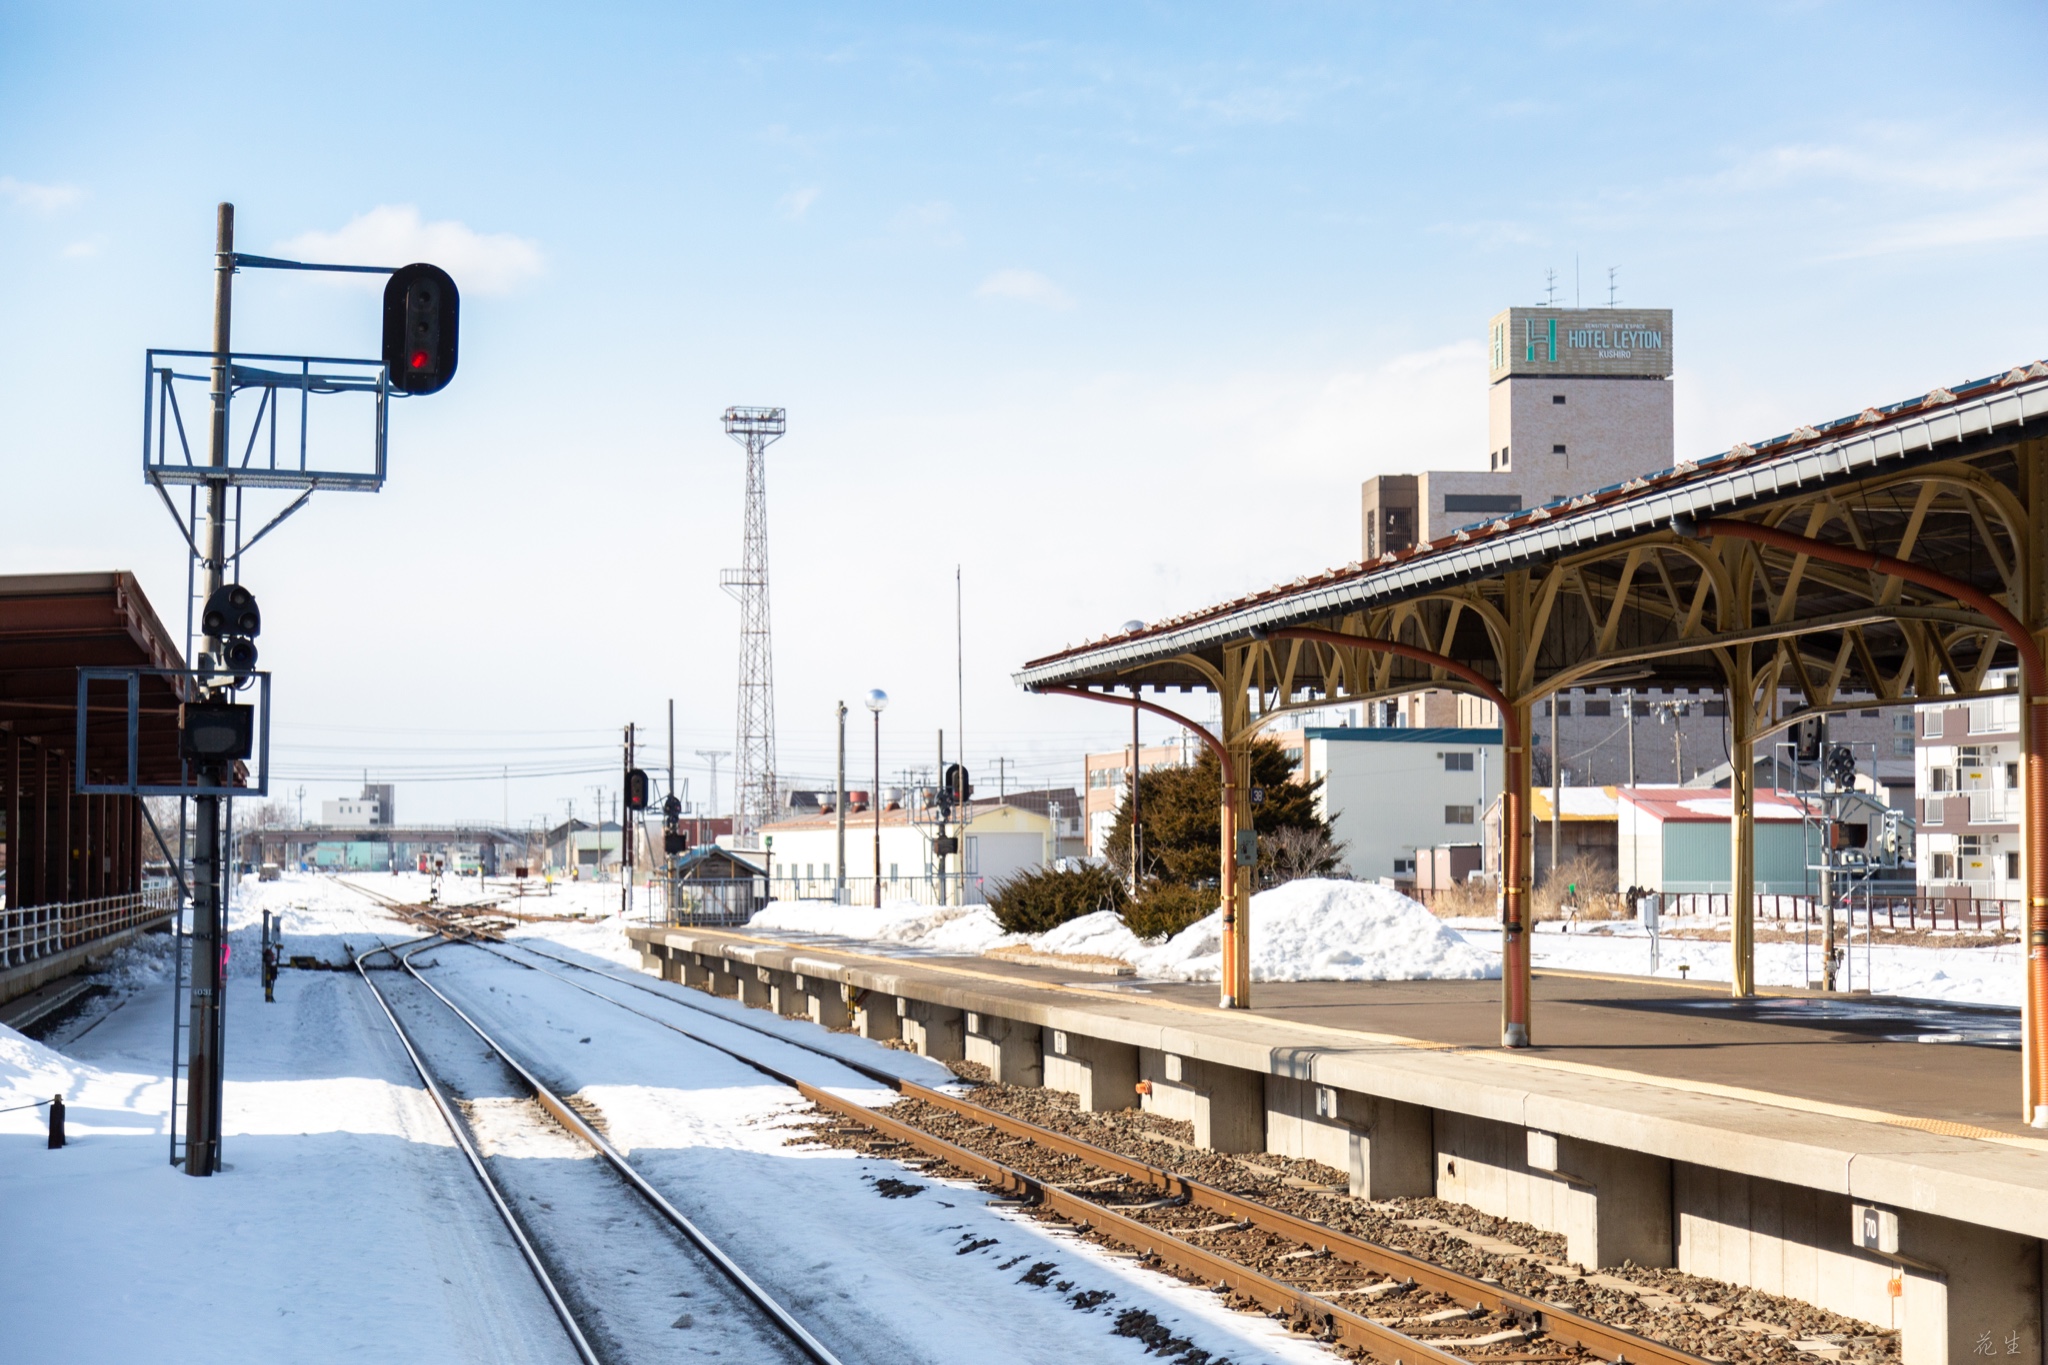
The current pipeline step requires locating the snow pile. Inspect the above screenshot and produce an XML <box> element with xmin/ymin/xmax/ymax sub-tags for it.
<box><xmin>0</xmin><ymin>1024</ymin><xmax>83</xmax><ymax>1109</ymax></box>
<box><xmin>747</xmin><ymin>879</ymin><xmax>1494</xmax><ymax>982</ymax></box>
<box><xmin>1134</xmin><ymin>879</ymin><xmax>1499</xmax><ymax>983</ymax></box>
<box><xmin>750</xmin><ymin>900</ymin><xmax>1013</xmax><ymax>955</ymax></box>
<box><xmin>1030</xmin><ymin>910</ymin><xmax>1149</xmax><ymax>963</ymax></box>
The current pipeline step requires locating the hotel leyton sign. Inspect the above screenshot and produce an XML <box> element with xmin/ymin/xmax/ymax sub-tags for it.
<box><xmin>1488</xmin><ymin>307</ymin><xmax>1673</xmax><ymax>382</ymax></box>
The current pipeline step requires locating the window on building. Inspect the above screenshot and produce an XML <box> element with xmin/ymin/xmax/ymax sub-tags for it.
<box><xmin>1284</xmin><ymin>747</ymin><xmax>1302</xmax><ymax>766</ymax></box>
<box><xmin>2009</xmin><ymin>762</ymin><xmax>2021</xmax><ymax>788</ymax></box>
<box><xmin>1548</xmin><ymin>700</ymin><xmax>1571</xmax><ymax>717</ymax></box>
<box><xmin>1552</xmin><ymin>394</ymin><xmax>1567</xmax><ymax>405</ymax></box>
<box><xmin>1924</xmin><ymin>711</ymin><xmax>1944</xmax><ymax>738</ymax></box>
<box><xmin>1931</xmin><ymin>767</ymin><xmax>1952</xmax><ymax>792</ymax></box>
<box><xmin>1896</xmin><ymin>714</ymin><xmax>1915</xmax><ymax>732</ymax></box>
<box><xmin>889</xmin><ymin>863</ymin><xmax>899</xmax><ymax>879</ymax></box>
<box><xmin>1633</xmin><ymin>699</ymin><xmax>1650</xmax><ymax>716</ymax></box>
<box><xmin>2009</xmin><ymin>852</ymin><xmax>2023</xmax><ymax>880</ymax></box>
<box><xmin>1861</xmin><ymin>709</ymin><xmax>1880</xmax><ymax>718</ymax></box>
<box><xmin>1704</xmin><ymin>699</ymin><xmax>1727</xmax><ymax>717</ymax></box>
<box><xmin>1893</xmin><ymin>737</ymin><xmax>1914</xmax><ymax>757</ymax></box>
<box><xmin>1445</xmin><ymin>805</ymin><xmax>1475</xmax><ymax>825</ymax></box>
<box><xmin>1552</xmin><ymin>444</ymin><xmax>1568</xmax><ymax>457</ymax></box>
<box><xmin>1393</xmin><ymin>856</ymin><xmax>1416</xmax><ymax>874</ymax></box>
<box><xmin>1932</xmin><ymin>851</ymin><xmax>1955</xmax><ymax>879</ymax></box>
<box><xmin>1584</xmin><ymin>698</ymin><xmax>1612</xmax><ymax>717</ymax></box>
<box><xmin>1444</xmin><ymin>752</ymin><xmax>1474</xmax><ymax>772</ymax></box>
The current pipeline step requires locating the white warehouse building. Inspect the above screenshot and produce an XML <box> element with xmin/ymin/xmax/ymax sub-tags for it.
<box><xmin>1302</xmin><ymin>726</ymin><xmax>1503</xmax><ymax>884</ymax></box>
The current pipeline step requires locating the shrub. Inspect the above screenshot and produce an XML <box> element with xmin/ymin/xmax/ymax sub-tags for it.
<box><xmin>988</xmin><ymin>864</ymin><xmax>1127</xmax><ymax>935</ymax></box>
<box><xmin>1122</xmin><ymin>882</ymin><xmax>1217</xmax><ymax>942</ymax></box>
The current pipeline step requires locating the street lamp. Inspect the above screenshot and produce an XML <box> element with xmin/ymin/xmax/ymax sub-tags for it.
<box><xmin>865</xmin><ymin>689</ymin><xmax>888</xmax><ymax>908</ymax></box>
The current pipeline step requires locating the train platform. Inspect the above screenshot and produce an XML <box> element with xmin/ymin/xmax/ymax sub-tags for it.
<box><xmin>628</xmin><ymin>919</ymin><xmax>2048</xmax><ymax>1365</ymax></box>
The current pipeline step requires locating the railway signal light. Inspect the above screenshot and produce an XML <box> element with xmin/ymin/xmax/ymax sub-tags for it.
<box><xmin>625</xmin><ymin>768</ymin><xmax>650</xmax><ymax>811</ymax></box>
<box><xmin>1793</xmin><ymin>715</ymin><xmax>1825</xmax><ymax>763</ymax></box>
<box><xmin>200</xmin><ymin>583</ymin><xmax>261</xmax><ymax>639</ymax></box>
<box><xmin>180</xmin><ymin>700</ymin><xmax>255</xmax><ymax>763</ymax></box>
<box><xmin>663</xmin><ymin>831</ymin><xmax>688</xmax><ymax>855</ymax></box>
<box><xmin>382</xmin><ymin>263</ymin><xmax>460</xmax><ymax>395</ymax></box>
<box><xmin>943</xmin><ymin>762</ymin><xmax>972</xmax><ymax>806</ymax></box>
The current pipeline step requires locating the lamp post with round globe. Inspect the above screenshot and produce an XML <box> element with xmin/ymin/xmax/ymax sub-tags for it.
<box><xmin>865</xmin><ymin>689</ymin><xmax>888</xmax><ymax>907</ymax></box>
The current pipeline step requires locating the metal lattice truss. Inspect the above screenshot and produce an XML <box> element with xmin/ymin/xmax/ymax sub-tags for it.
<box><xmin>722</xmin><ymin>407</ymin><xmax>786</xmax><ymax>836</ymax></box>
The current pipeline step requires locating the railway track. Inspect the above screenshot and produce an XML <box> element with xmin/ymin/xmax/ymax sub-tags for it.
<box><xmin>462</xmin><ymin>935</ymin><xmax>1731</xmax><ymax>1365</ymax></box>
<box><xmin>353</xmin><ymin>934</ymin><xmax>842</xmax><ymax>1365</ymax></box>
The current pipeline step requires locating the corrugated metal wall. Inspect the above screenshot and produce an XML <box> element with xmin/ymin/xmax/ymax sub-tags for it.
<box><xmin>1660</xmin><ymin>822</ymin><xmax>1818</xmax><ymax>894</ymax></box>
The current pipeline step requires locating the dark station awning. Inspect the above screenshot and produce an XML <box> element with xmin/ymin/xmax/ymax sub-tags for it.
<box><xmin>0</xmin><ymin>571</ymin><xmax>189</xmax><ymax>786</ymax></box>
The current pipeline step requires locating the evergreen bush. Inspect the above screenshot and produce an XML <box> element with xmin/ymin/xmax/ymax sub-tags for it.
<box><xmin>987</xmin><ymin>863</ymin><xmax>1127</xmax><ymax>935</ymax></box>
<box><xmin>1122</xmin><ymin>882</ymin><xmax>1216</xmax><ymax>941</ymax></box>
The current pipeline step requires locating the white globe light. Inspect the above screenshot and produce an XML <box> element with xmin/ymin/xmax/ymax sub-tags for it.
<box><xmin>1123</xmin><ymin>619</ymin><xmax>1146</xmax><ymax>633</ymax></box>
<box><xmin>864</xmin><ymin>688</ymin><xmax>889</xmax><ymax>713</ymax></box>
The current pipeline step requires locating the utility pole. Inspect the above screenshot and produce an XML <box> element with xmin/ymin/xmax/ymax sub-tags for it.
<box><xmin>183</xmin><ymin>201</ymin><xmax>234</xmax><ymax>1178</ymax></box>
<box><xmin>834</xmin><ymin>701</ymin><xmax>848</xmax><ymax>903</ymax></box>
<box><xmin>622</xmin><ymin>722</ymin><xmax>635</xmax><ymax>919</ymax></box>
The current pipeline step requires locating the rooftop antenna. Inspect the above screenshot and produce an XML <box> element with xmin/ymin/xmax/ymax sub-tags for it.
<box><xmin>1542</xmin><ymin>268</ymin><xmax>1560</xmax><ymax>308</ymax></box>
<box><xmin>720</xmin><ymin>405</ymin><xmax>786</xmax><ymax>837</ymax></box>
<box><xmin>1607</xmin><ymin>266</ymin><xmax>1620</xmax><ymax>308</ymax></box>
<box><xmin>1574</xmin><ymin>253</ymin><xmax>1580</xmax><ymax>309</ymax></box>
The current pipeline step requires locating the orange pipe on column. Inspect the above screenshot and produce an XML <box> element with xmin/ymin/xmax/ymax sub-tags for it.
<box><xmin>1694</xmin><ymin>517</ymin><xmax>2048</xmax><ymax>1123</ymax></box>
<box><xmin>1260</xmin><ymin>627</ymin><xmax>1531</xmax><ymax>1046</ymax></box>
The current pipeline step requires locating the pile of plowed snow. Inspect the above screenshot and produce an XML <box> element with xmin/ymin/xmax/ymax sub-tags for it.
<box><xmin>1133</xmin><ymin>878</ymin><xmax>1497</xmax><ymax>982</ymax></box>
<box><xmin>749</xmin><ymin>879</ymin><xmax>1496</xmax><ymax>982</ymax></box>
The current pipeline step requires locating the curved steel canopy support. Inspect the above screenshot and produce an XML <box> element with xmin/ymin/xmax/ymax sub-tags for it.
<box><xmin>1260</xmin><ymin>627</ymin><xmax>1533</xmax><ymax>1049</ymax></box>
<box><xmin>1035</xmin><ymin>685</ymin><xmax>1247</xmax><ymax>1008</ymax></box>
<box><xmin>1693</xmin><ymin>517</ymin><xmax>2048</xmax><ymax>1125</ymax></box>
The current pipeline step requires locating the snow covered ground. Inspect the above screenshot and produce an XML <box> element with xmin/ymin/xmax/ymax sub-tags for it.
<box><xmin>751</xmin><ymin>877</ymin><xmax>2020</xmax><ymax>1006</ymax></box>
<box><xmin>0</xmin><ymin>873</ymin><xmax>1348</xmax><ymax>1364</ymax></box>
<box><xmin>1445</xmin><ymin>915</ymin><xmax>2026</xmax><ymax>1007</ymax></box>
<box><xmin>754</xmin><ymin>878</ymin><xmax>1495</xmax><ymax>982</ymax></box>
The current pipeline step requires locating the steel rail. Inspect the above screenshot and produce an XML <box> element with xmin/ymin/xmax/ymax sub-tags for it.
<box><xmin>464</xmin><ymin>937</ymin><xmax>1465</xmax><ymax>1365</ymax></box>
<box><xmin>388</xmin><ymin>941</ymin><xmax>845</xmax><ymax>1365</ymax></box>
<box><xmin>487</xmin><ymin>938</ymin><xmax>1713</xmax><ymax>1365</ymax></box>
<box><xmin>352</xmin><ymin>936</ymin><xmax>603</xmax><ymax>1365</ymax></box>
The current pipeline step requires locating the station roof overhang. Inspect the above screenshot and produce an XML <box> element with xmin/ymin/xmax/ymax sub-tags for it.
<box><xmin>0</xmin><ymin>571</ymin><xmax>189</xmax><ymax>785</ymax></box>
<box><xmin>1016</xmin><ymin>362</ymin><xmax>2048</xmax><ymax>727</ymax></box>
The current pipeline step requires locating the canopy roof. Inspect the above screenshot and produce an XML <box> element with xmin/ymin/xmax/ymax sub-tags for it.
<box><xmin>0</xmin><ymin>571</ymin><xmax>188</xmax><ymax>784</ymax></box>
<box><xmin>1016</xmin><ymin>362</ymin><xmax>2048</xmax><ymax>726</ymax></box>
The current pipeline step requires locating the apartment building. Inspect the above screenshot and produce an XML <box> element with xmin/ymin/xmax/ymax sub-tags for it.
<box><xmin>1916</xmin><ymin>677</ymin><xmax>2021</xmax><ymax>899</ymax></box>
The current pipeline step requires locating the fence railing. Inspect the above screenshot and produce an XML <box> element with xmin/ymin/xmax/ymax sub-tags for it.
<box><xmin>0</xmin><ymin>886</ymin><xmax>179</xmax><ymax>971</ymax></box>
<box><xmin>1647</xmin><ymin>890</ymin><xmax>2015</xmax><ymax>935</ymax></box>
<box><xmin>767</xmin><ymin>874</ymin><xmax>993</xmax><ymax>908</ymax></box>
<box><xmin>635</xmin><ymin>876</ymin><xmax>767</xmax><ymax>927</ymax></box>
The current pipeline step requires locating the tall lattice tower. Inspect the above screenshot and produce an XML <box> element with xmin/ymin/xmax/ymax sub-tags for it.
<box><xmin>720</xmin><ymin>406</ymin><xmax>785</xmax><ymax>835</ymax></box>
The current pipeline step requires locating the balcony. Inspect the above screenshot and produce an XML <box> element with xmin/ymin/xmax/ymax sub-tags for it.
<box><xmin>1968</xmin><ymin>790</ymin><xmax>2019</xmax><ymax>825</ymax></box>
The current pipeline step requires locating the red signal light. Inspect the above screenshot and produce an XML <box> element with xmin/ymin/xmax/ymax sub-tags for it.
<box><xmin>410</xmin><ymin>350</ymin><xmax>430</xmax><ymax>370</ymax></box>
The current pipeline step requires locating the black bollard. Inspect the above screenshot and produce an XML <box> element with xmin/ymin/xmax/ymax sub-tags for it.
<box><xmin>47</xmin><ymin>1095</ymin><xmax>65</xmax><ymax>1149</ymax></box>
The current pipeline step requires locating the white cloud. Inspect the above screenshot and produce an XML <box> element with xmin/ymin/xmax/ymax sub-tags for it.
<box><xmin>779</xmin><ymin>186</ymin><xmax>821</xmax><ymax>220</ymax></box>
<box><xmin>60</xmin><ymin>236</ymin><xmax>105</xmax><ymax>259</ymax></box>
<box><xmin>890</xmin><ymin>199</ymin><xmax>962</xmax><ymax>247</ymax></box>
<box><xmin>0</xmin><ymin>177</ymin><xmax>82</xmax><ymax>212</ymax></box>
<box><xmin>975</xmin><ymin>267</ymin><xmax>1075</xmax><ymax>310</ymax></box>
<box><xmin>275</xmin><ymin>205</ymin><xmax>543</xmax><ymax>295</ymax></box>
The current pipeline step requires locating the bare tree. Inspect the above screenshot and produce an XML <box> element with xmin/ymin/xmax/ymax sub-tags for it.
<box><xmin>1260</xmin><ymin>823</ymin><xmax>1350</xmax><ymax>885</ymax></box>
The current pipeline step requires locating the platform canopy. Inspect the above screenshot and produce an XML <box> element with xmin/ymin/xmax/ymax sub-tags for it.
<box><xmin>0</xmin><ymin>571</ymin><xmax>189</xmax><ymax>786</ymax></box>
<box><xmin>1015</xmin><ymin>361</ymin><xmax>2048</xmax><ymax>1120</ymax></box>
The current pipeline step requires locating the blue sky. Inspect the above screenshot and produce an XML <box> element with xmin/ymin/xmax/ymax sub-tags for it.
<box><xmin>4</xmin><ymin>3</ymin><xmax>2045</xmax><ymax>824</ymax></box>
